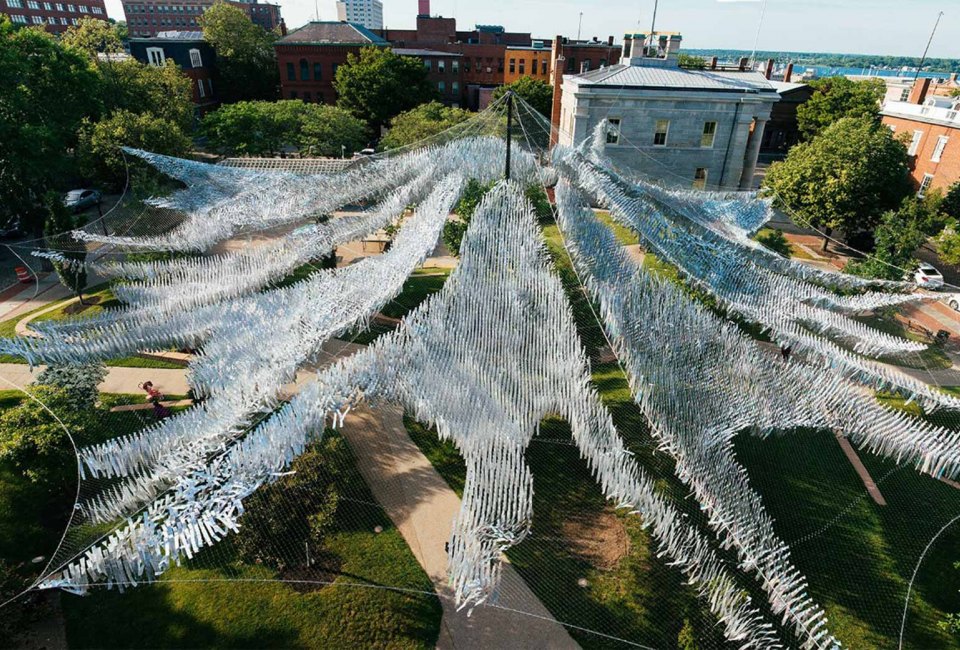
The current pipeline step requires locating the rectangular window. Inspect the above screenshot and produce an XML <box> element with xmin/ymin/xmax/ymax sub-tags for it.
<box><xmin>654</xmin><ymin>119</ymin><xmax>670</xmax><ymax>146</ymax></box>
<box><xmin>189</xmin><ymin>48</ymin><xmax>202</xmax><ymax>68</ymax></box>
<box><xmin>146</xmin><ymin>47</ymin><xmax>165</xmax><ymax>66</ymax></box>
<box><xmin>43</xmin><ymin>2</ymin><xmax>51</xmax><ymax>8</ymax></box>
<box><xmin>452</xmin><ymin>81</ymin><xmax>459</xmax><ymax>95</ymax></box>
<box><xmin>509</xmin><ymin>58</ymin><xmax>515</xmax><ymax>74</ymax></box>
<box><xmin>438</xmin><ymin>60</ymin><xmax>445</xmax><ymax>73</ymax></box>
<box><xmin>67</xmin><ymin>4</ymin><xmax>75</xmax><ymax>11</ymax></box>
<box><xmin>452</xmin><ymin>59</ymin><xmax>459</xmax><ymax>73</ymax></box>
<box><xmin>606</xmin><ymin>118</ymin><xmax>621</xmax><ymax>145</ymax></box>
<box><xmin>423</xmin><ymin>59</ymin><xmax>432</xmax><ymax>72</ymax></box>
<box><xmin>55</xmin><ymin>2</ymin><xmax>63</xmax><ymax>9</ymax></box>
<box><xmin>6</xmin><ymin>0</ymin><xmax>22</xmax><ymax>7</ymax></box>
<box><xmin>693</xmin><ymin>168</ymin><xmax>708</xmax><ymax>190</ymax></box>
<box><xmin>541</xmin><ymin>59</ymin><xmax>548</xmax><ymax>75</ymax></box>
<box><xmin>91</xmin><ymin>4</ymin><xmax>100</xmax><ymax>10</ymax></box>
<box><xmin>519</xmin><ymin>59</ymin><xmax>525</xmax><ymax>75</ymax></box>
<box><xmin>918</xmin><ymin>173</ymin><xmax>935</xmax><ymax>198</ymax></box>
<box><xmin>79</xmin><ymin>4</ymin><xmax>87</xmax><ymax>11</ymax></box>
<box><xmin>31</xmin><ymin>14</ymin><xmax>42</xmax><ymax>21</ymax></box>
<box><xmin>59</xmin><ymin>16</ymin><xmax>67</xmax><ymax>23</ymax></box>
<box><xmin>197</xmin><ymin>78</ymin><xmax>205</xmax><ymax>98</ymax></box>
<box><xmin>47</xmin><ymin>15</ymin><xmax>55</xmax><ymax>22</ymax></box>
<box><xmin>286</xmin><ymin>62</ymin><xmax>295</xmax><ymax>81</ymax></box>
<box><xmin>932</xmin><ymin>135</ymin><xmax>949</xmax><ymax>163</ymax></box>
<box><xmin>900</xmin><ymin>87</ymin><xmax>911</xmax><ymax>102</ymax></box>
<box><xmin>701</xmin><ymin>121</ymin><xmax>718</xmax><ymax>148</ymax></box>
<box><xmin>438</xmin><ymin>80</ymin><xmax>445</xmax><ymax>93</ymax></box>
<box><xmin>26</xmin><ymin>0</ymin><xmax>38</xmax><ymax>8</ymax></box>
<box><xmin>908</xmin><ymin>129</ymin><xmax>923</xmax><ymax>156</ymax></box>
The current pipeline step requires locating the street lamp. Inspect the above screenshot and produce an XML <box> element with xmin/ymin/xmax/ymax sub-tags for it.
<box><xmin>341</xmin><ymin>144</ymin><xmax>346</xmax><ymax>159</ymax></box>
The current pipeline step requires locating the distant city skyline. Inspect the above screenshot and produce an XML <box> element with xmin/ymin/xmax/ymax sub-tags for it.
<box><xmin>102</xmin><ymin>0</ymin><xmax>957</xmax><ymax>60</ymax></box>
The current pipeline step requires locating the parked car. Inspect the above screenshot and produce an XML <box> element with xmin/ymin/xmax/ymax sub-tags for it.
<box><xmin>0</xmin><ymin>216</ymin><xmax>22</xmax><ymax>239</ymax></box>
<box><xmin>64</xmin><ymin>189</ymin><xmax>102</xmax><ymax>213</ymax></box>
<box><xmin>911</xmin><ymin>263</ymin><xmax>944</xmax><ymax>290</ymax></box>
<box><xmin>942</xmin><ymin>294</ymin><xmax>960</xmax><ymax>312</ymax></box>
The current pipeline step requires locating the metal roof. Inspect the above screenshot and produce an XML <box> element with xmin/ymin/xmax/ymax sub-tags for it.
<box><xmin>768</xmin><ymin>80</ymin><xmax>809</xmax><ymax>94</ymax></box>
<box><xmin>569</xmin><ymin>64</ymin><xmax>777</xmax><ymax>94</ymax></box>
<box><xmin>278</xmin><ymin>21</ymin><xmax>387</xmax><ymax>46</ymax></box>
<box><xmin>131</xmin><ymin>30</ymin><xmax>205</xmax><ymax>42</ymax></box>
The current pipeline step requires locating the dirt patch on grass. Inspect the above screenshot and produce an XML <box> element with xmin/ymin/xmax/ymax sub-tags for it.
<box><xmin>62</xmin><ymin>295</ymin><xmax>102</xmax><ymax>315</ymax></box>
<box><xmin>279</xmin><ymin>554</ymin><xmax>344</xmax><ymax>593</ymax></box>
<box><xmin>561</xmin><ymin>509</ymin><xmax>629</xmax><ymax>570</ymax></box>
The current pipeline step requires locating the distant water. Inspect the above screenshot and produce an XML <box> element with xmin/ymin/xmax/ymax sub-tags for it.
<box><xmin>805</xmin><ymin>65</ymin><xmax>952</xmax><ymax>80</ymax></box>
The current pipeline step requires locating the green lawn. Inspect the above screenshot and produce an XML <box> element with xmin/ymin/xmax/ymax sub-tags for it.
<box><xmin>60</xmin><ymin>431</ymin><xmax>442</xmax><ymax>649</ymax></box>
<box><xmin>855</xmin><ymin>312</ymin><xmax>954</xmax><ymax>370</ymax></box>
<box><xmin>348</xmin><ymin>269</ymin><xmax>451</xmax><ymax>345</ymax></box>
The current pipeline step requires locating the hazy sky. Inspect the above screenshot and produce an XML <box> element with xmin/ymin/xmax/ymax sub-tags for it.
<box><xmin>104</xmin><ymin>0</ymin><xmax>958</xmax><ymax>59</ymax></box>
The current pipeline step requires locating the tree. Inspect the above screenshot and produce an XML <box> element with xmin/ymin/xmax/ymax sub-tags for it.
<box><xmin>937</xmin><ymin>225</ymin><xmax>960</xmax><ymax>267</ymax></box>
<box><xmin>61</xmin><ymin>16</ymin><xmax>123</xmax><ymax>59</ymax></box>
<box><xmin>942</xmin><ymin>183</ymin><xmax>960</xmax><ymax>222</ymax></box>
<box><xmin>381</xmin><ymin>101</ymin><xmax>471</xmax><ymax>149</ymax></box>
<box><xmin>298</xmin><ymin>104</ymin><xmax>368</xmax><ymax>157</ymax></box>
<box><xmin>35</xmin><ymin>363</ymin><xmax>107</xmax><ymax>411</ymax></box>
<box><xmin>796</xmin><ymin>76</ymin><xmax>885</xmax><ymax>140</ymax></box>
<box><xmin>0</xmin><ymin>17</ymin><xmax>103</xmax><ymax>236</ymax></box>
<box><xmin>110</xmin><ymin>19</ymin><xmax>128</xmax><ymax>42</ymax></box>
<box><xmin>845</xmin><ymin>202</ymin><xmax>927</xmax><ymax>280</ymax></box>
<box><xmin>199</xmin><ymin>1</ymin><xmax>278</xmax><ymax>102</ymax></box>
<box><xmin>763</xmin><ymin>117</ymin><xmax>912</xmax><ymax>250</ymax></box>
<box><xmin>492</xmin><ymin>76</ymin><xmax>553</xmax><ymax>117</ymax></box>
<box><xmin>43</xmin><ymin>193</ymin><xmax>89</xmax><ymax>303</ymax></box>
<box><xmin>335</xmin><ymin>47</ymin><xmax>436</xmax><ymax>131</ymax></box>
<box><xmin>78</xmin><ymin>110</ymin><xmax>191</xmax><ymax>186</ymax></box>
<box><xmin>99</xmin><ymin>58</ymin><xmax>194</xmax><ymax>132</ymax></box>
<box><xmin>443</xmin><ymin>179</ymin><xmax>493</xmax><ymax>256</ymax></box>
<box><xmin>0</xmin><ymin>386</ymin><xmax>90</xmax><ymax>491</ymax></box>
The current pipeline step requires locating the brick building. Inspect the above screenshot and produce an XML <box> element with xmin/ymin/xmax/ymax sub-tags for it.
<box><xmin>882</xmin><ymin>78</ymin><xmax>960</xmax><ymax>197</ymax></box>
<box><xmin>760</xmin><ymin>80</ymin><xmax>813</xmax><ymax>155</ymax></box>
<box><xmin>122</xmin><ymin>0</ymin><xmax>282</xmax><ymax>38</ymax></box>
<box><xmin>129</xmin><ymin>30</ymin><xmax>219</xmax><ymax>114</ymax></box>
<box><xmin>1</xmin><ymin>0</ymin><xmax>106</xmax><ymax>33</ymax></box>
<box><xmin>504</xmin><ymin>45</ymin><xmax>551</xmax><ymax>84</ymax></box>
<box><xmin>275</xmin><ymin>21</ymin><xmax>387</xmax><ymax>104</ymax></box>
<box><xmin>395</xmin><ymin>48</ymin><xmax>463</xmax><ymax>106</ymax></box>
<box><xmin>556</xmin><ymin>32</ymin><xmax>779</xmax><ymax>190</ymax></box>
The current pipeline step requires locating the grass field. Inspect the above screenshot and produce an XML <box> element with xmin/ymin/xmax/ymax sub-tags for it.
<box><xmin>349</xmin><ymin>269</ymin><xmax>451</xmax><ymax>345</ymax></box>
<box><xmin>60</xmin><ymin>431</ymin><xmax>442</xmax><ymax>649</ymax></box>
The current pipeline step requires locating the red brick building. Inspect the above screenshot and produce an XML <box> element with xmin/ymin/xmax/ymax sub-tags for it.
<box><xmin>882</xmin><ymin>78</ymin><xmax>960</xmax><ymax>197</ymax></box>
<box><xmin>129</xmin><ymin>31</ymin><xmax>219</xmax><ymax>114</ymax></box>
<box><xmin>275</xmin><ymin>21</ymin><xmax>388</xmax><ymax>104</ymax></box>
<box><xmin>394</xmin><ymin>47</ymin><xmax>463</xmax><ymax>106</ymax></box>
<box><xmin>122</xmin><ymin>0</ymin><xmax>282</xmax><ymax>38</ymax></box>
<box><xmin>0</xmin><ymin>0</ymin><xmax>106</xmax><ymax>33</ymax></box>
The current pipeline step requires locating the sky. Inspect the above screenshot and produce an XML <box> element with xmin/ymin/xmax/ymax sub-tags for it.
<box><xmin>103</xmin><ymin>0</ymin><xmax>958</xmax><ymax>59</ymax></box>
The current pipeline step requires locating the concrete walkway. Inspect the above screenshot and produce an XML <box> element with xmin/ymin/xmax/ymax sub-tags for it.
<box><xmin>0</xmin><ymin>363</ymin><xmax>190</xmax><ymax>395</ymax></box>
<box><xmin>340</xmin><ymin>404</ymin><xmax>578</xmax><ymax>650</ymax></box>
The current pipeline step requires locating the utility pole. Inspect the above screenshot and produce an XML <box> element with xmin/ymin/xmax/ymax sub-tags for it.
<box><xmin>650</xmin><ymin>0</ymin><xmax>658</xmax><ymax>37</ymax></box>
<box><xmin>577</xmin><ymin>12</ymin><xmax>583</xmax><ymax>41</ymax></box>
<box><xmin>505</xmin><ymin>92</ymin><xmax>513</xmax><ymax>180</ymax></box>
<box><xmin>914</xmin><ymin>11</ymin><xmax>944</xmax><ymax>83</ymax></box>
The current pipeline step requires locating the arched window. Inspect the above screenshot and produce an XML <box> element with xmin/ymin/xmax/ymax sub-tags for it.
<box><xmin>300</xmin><ymin>58</ymin><xmax>309</xmax><ymax>81</ymax></box>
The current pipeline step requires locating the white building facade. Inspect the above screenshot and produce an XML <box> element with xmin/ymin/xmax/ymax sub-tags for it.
<box><xmin>335</xmin><ymin>0</ymin><xmax>382</xmax><ymax>30</ymax></box>
<box><xmin>558</xmin><ymin>34</ymin><xmax>779</xmax><ymax>191</ymax></box>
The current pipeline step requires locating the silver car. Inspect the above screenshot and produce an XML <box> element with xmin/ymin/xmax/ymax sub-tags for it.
<box><xmin>64</xmin><ymin>189</ymin><xmax>102</xmax><ymax>213</ymax></box>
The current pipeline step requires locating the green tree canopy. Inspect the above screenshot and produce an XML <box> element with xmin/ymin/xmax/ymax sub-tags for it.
<box><xmin>334</xmin><ymin>47</ymin><xmax>436</xmax><ymax>131</ymax></box>
<box><xmin>199</xmin><ymin>1</ymin><xmax>278</xmax><ymax>101</ymax></box>
<box><xmin>202</xmin><ymin>100</ymin><xmax>367</xmax><ymax>156</ymax></box>
<box><xmin>845</xmin><ymin>201</ymin><xmax>928</xmax><ymax>281</ymax></box>
<box><xmin>381</xmin><ymin>101</ymin><xmax>471</xmax><ymax>149</ymax></box>
<box><xmin>492</xmin><ymin>76</ymin><xmax>553</xmax><ymax>117</ymax></box>
<box><xmin>99</xmin><ymin>58</ymin><xmax>194</xmax><ymax>132</ymax></box>
<box><xmin>0</xmin><ymin>18</ymin><xmax>103</xmax><ymax>235</ymax></box>
<box><xmin>78</xmin><ymin>109</ymin><xmax>191</xmax><ymax>186</ymax></box>
<box><xmin>796</xmin><ymin>76</ymin><xmax>885</xmax><ymax>140</ymax></box>
<box><xmin>43</xmin><ymin>193</ymin><xmax>89</xmax><ymax>302</ymax></box>
<box><xmin>35</xmin><ymin>363</ymin><xmax>107</xmax><ymax>411</ymax></box>
<box><xmin>763</xmin><ymin>117</ymin><xmax>912</xmax><ymax>247</ymax></box>
<box><xmin>942</xmin><ymin>182</ymin><xmax>960</xmax><ymax>222</ymax></box>
<box><xmin>61</xmin><ymin>16</ymin><xmax>123</xmax><ymax>59</ymax></box>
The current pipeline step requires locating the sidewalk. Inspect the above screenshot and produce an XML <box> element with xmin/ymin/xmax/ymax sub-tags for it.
<box><xmin>0</xmin><ymin>363</ymin><xmax>190</xmax><ymax>395</ymax></box>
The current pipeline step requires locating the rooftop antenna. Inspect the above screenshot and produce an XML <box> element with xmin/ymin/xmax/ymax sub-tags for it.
<box><xmin>314</xmin><ymin>0</ymin><xmax>319</xmax><ymax>21</ymax></box>
<box><xmin>577</xmin><ymin>11</ymin><xmax>583</xmax><ymax>41</ymax></box>
<box><xmin>749</xmin><ymin>0</ymin><xmax>768</xmax><ymax>68</ymax></box>
<box><xmin>914</xmin><ymin>11</ymin><xmax>944</xmax><ymax>83</ymax></box>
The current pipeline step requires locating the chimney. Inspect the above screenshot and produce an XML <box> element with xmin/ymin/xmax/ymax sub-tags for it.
<box><xmin>709</xmin><ymin>56</ymin><xmax>717</xmax><ymax>70</ymax></box>
<box><xmin>607</xmin><ymin>35</ymin><xmax>614</xmax><ymax>46</ymax></box>
<box><xmin>909</xmin><ymin>77</ymin><xmax>931</xmax><ymax>105</ymax></box>
<box><xmin>738</xmin><ymin>56</ymin><xmax>750</xmax><ymax>72</ymax></box>
<box><xmin>764</xmin><ymin>58</ymin><xmax>774</xmax><ymax>80</ymax></box>
<box><xmin>418</xmin><ymin>0</ymin><xmax>429</xmax><ymax>17</ymax></box>
<box><xmin>783</xmin><ymin>62</ymin><xmax>794</xmax><ymax>83</ymax></box>
<box><xmin>951</xmin><ymin>72</ymin><xmax>958</xmax><ymax>85</ymax></box>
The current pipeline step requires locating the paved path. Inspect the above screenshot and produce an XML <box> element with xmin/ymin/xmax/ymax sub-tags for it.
<box><xmin>0</xmin><ymin>363</ymin><xmax>190</xmax><ymax>395</ymax></box>
<box><xmin>834</xmin><ymin>433</ymin><xmax>887</xmax><ymax>506</ymax></box>
<box><xmin>340</xmin><ymin>404</ymin><xmax>578</xmax><ymax>650</ymax></box>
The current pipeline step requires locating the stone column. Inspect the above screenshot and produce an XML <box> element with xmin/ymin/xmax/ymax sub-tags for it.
<box><xmin>739</xmin><ymin>117</ymin><xmax>768</xmax><ymax>190</ymax></box>
<box><xmin>719</xmin><ymin>111</ymin><xmax>755</xmax><ymax>190</ymax></box>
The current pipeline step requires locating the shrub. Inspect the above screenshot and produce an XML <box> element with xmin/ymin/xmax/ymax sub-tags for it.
<box><xmin>755</xmin><ymin>229</ymin><xmax>791</xmax><ymax>257</ymax></box>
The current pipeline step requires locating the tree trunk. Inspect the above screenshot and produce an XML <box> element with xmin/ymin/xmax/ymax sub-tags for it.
<box><xmin>821</xmin><ymin>227</ymin><xmax>832</xmax><ymax>253</ymax></box>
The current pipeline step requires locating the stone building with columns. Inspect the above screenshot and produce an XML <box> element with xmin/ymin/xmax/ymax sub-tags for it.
<box><xmin>555</xmin><ymin>32</ymin><xmax>779</xmax><ymax>190</ymax></box>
